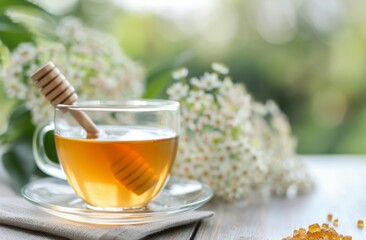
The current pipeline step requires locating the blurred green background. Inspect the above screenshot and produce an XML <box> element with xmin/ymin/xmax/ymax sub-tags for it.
<box><xmin>1</xmin><ymin>0</ymin><xmax>366</xmax><ymax>154</ymax></box>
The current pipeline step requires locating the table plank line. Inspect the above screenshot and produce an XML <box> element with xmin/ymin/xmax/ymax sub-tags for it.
<box><xmin>189</xmin><ymin>221</ymin><xmax>202</xmax><ymax>240</ymax></box>
<box><xmin>147</xmin><ymin>222</ymin><xmax>198</xmax><ymax>240</ymax></box>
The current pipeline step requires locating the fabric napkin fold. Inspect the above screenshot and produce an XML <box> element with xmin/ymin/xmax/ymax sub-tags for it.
<box><xmin>0</xmin><ymin>197</ymin><xmax>213</xmax><ymax>240</ymax></box>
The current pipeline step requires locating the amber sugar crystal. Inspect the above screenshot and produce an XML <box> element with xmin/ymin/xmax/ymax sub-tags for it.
<box><xmin>327</xmin><ymin>213</ymin><xmax>333</xmax><ymax>222</ymax></box>
<box><xmin>322</xmin><ymin>223</ymin><xmax>329</xmax><ymax>229</ymax></box>
<box><xmin>357</xmin><ymin>220</ymin><xmax>364</xmax><ymax>228</ymax></box>
<box><xmin>308</xmin><ymin>223</ymin><xmax>321</xmax><ymax>232</ymax></box>
<box><xmin>333</xmin><ymin>219</ymin><xmax>339</xmax><ymax>227</ymax></box>
<box><xmin>307</xmin><ymin>223</ymin><xmax>321</xmax><ymax>238</ymax></box>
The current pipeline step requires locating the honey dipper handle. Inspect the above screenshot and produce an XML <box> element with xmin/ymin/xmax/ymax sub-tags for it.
<box><xmin>31</xmin><ymin>61</ymin><xmax>100</xmax><ymax>139</ymax></box>
<box><xmin>69</xmin><ymin>110</ymin><xmax>100</xmax><ymax>139</ymax></box>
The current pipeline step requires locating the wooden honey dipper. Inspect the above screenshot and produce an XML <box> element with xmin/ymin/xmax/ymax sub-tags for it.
<box><xmin>31</xmin><ymin>61</ymin><xmax>158</xmax><ymax>195</ymax></box>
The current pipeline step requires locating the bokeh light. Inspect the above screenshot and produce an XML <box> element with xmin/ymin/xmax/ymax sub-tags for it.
<box><xmin>1</xmin><ymin>0</ymin><xmax>366</xmax><ymax>154</ymax></box>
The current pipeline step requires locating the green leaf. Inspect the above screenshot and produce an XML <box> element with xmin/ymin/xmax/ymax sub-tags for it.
<box><xmin>6</xmin><ymin>104</ymin><xmax>29</xmax><ymax>126</ymax></box>
<box><xmin>0</xmin><ymin>15</ymin><xmax>33</xmax><ymax>50</ymax></box>
<box><xmin>0</xmin><ymin>104</ymin><xmax>35</xmax><ymax>145</ymax></box>
<box><xmin>0</xmin><ymin>19</ymin><xmax>29</xmax><ymax>33</ymax></box>
<box><xmin>5</xmin><ymin>6</ymin><xmax>56</xmax><ymax>40</ymax></box>
<box><xmin>0</xmin><ymin>0</ymin><xmax>53</xmax><ymax>50</ymax></box>
<box><xmin>2</xmin><ymin>137</ymin><xmax>35</xmax><ymax>191</ymax></box>
<box><xmin>44</xmin><ymin>130</ymin><xmax>59</xmax><ymax>164</ymax></box>
<box><xmin>143</xmin><ymin>50</ymin><xmax>193</xmax><ymax>99</ymax></box>
<box><xmin>143</xmin><ymin>72</ymin><xmax>172</xmax><ymax>99</ymax></box>
<box><xmin>0</xmin><ymin>0</ymin><xmax>45</xmax><ymax>12</ymax></box>
<box><xmin>0</xmin><ymin>39</ymin><xmax>10</xmax><ymax>65</ymax></box>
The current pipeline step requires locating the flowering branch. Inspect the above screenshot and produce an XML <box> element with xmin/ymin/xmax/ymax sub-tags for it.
<box><xmin>1</xmin><ymin>17</ymin><xmax>145</xmax><ymax>125</ymax></box>
<box><xmin>167</xmin><ymin>63</ymin><xmax>313</xmax><ymax>202</ymax></box>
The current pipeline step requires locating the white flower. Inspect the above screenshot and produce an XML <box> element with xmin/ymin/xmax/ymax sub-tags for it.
<box><xmin>3</xmin><ymin>65</ymin><xmax>27</xmax><ymax>99</ymax></box>
<box><xmin>216</xmin><ymin>94</ymin><xmax>236</xmax><ymax>116</ymax></box>
<box><xmin>219</xmin><ymin>76</ymin><xmax>233</xmax><ymax>92</ymax></box>
<box><xmin>253</xmin><ymin>102</ymin><xmax>267</xmax><ymax>116</ymax></box>
<box><xmin>208</xmin><ymin>112</ymin><xmax>226</xmax><ymax>130</ymax></box>
<box><xmin>190</xmin><ymin>77</ymin><xmax>203</xmax><ymax>89</ymax></box>
<box><xmin>4</xmin><ymin>79</ymin><xmax>27</xmax><ymax>99</ymax></box>
<box><xmin>181</xmin><ymin>108</ymin><xmax>195</xmax><ymax>124</ymax></box>
<box><xmin>56</xmin><ymin>17</ymin><xmax>84</xmax><ymax>42</ymax></box>
<box><xmin>12</xmin><ymin>43</ymin><xmax>37</xmax><ymax>64</ymax></box>
<box><xmin>200</xmin><ymin>72</ymin><xmax>221</xmax><ymax>91</ymax></box>
<box><xmin>201</xmin><ymin>94</ymin><xmax>214</xmax><ymax>109</ymax></box>
<box><xmin>167</xmin><ymin>82</ymin><xmax>189</xmax><ymax>100</ymax></box>
<box><xmin>172</xmin><ymin>67</ymin><xmax>188</xmax><ymax>80</ymax></box>
<box><xmin>211</xmin><ymin>62</ymin><xmax>229</xmax><ymax>75</ymax></box>
<box><xmin>186</xmin><ymin>90</ymin><xmax>205</xmax><ymax>104</ymax></box>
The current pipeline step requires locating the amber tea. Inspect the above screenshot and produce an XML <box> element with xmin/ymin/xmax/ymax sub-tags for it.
<box><xmin>55</xmin><ymin>126</ymin><xmax>178</xmax><ymax>209</ymax></box>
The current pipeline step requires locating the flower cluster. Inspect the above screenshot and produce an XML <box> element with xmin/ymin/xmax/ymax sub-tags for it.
<box><xmin>0</xmin><ymin>17</ymin><xmax>145</xmax><ymax>124</ymax></box>
<box><xmin>167</xmin><ymin>63</ymin><xmax>313</xmax><ymax>202</ymax></box>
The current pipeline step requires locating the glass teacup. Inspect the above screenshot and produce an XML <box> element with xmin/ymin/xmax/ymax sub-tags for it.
<box><xmin>33</xmin><ymin>100</ymin><xmax>179</xmax><ymax>210</ymax></box>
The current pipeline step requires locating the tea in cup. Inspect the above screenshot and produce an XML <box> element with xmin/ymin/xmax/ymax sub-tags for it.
<box><xmin>33</xmin><ymin>100</ymin><xmax>179</xmax><ymax>210</ymax></box>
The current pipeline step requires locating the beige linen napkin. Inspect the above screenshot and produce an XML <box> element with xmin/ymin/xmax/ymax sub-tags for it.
<box><xmin>0</xmin><ymin>197</ymin><xmax>213</xmax><ymax>240</ymax></box>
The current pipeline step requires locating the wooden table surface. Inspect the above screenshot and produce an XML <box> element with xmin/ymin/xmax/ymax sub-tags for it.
<box><xmin>150</xmin><ymin>155</ymin><xmax>366</xmax><ymax>240</ymax></box>
<box><xmin>1</xmin><ymin>155</ymin><xmax>366</xmax><ymax>239</ymax></box>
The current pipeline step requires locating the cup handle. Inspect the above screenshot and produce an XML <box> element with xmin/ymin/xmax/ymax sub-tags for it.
<box><xmin>32</xmin><ymin>121</ymin><xmax>66</xmax><ymax>179</ymax></box>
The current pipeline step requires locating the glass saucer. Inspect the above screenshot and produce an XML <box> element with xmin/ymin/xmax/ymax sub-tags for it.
<box><xmin>21</xmin><ymin>177</ymin><xmax>213</xmax><ymax>225</ymax></box>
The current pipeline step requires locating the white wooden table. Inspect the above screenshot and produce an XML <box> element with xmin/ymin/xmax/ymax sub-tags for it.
<box><xmin>1</xmin><ymin>155</ymin><xmax>366</xmax><ymax>239</ymax></box>
<box><xmin>191</xmin><ymin>155</ymin><xmax>366</xmax><ymax>239</ymax></box>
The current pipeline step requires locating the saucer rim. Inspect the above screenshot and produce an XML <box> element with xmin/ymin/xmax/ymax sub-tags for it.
<box><xmin>21</xmin><ymin>176</ymin><xmax>213</xmax><ymax>224</ymax></box>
